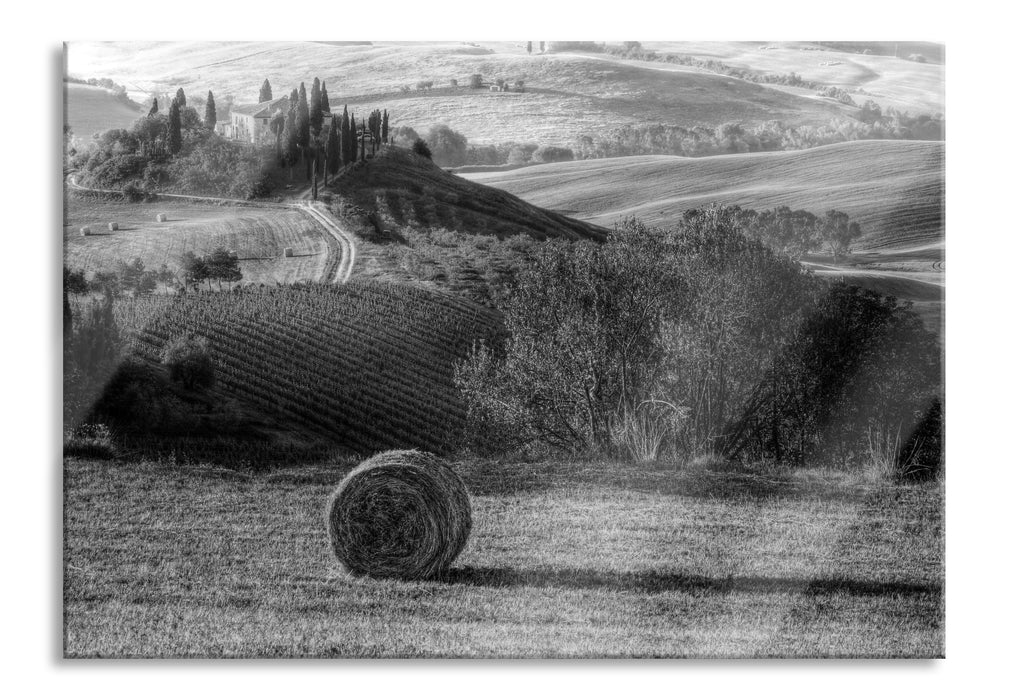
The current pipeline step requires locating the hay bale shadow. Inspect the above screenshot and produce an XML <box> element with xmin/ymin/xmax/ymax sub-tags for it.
<box><xmin>441</xmin><ymin>565</ymin><xmax>940</xmax><ymax>598</ymax></box>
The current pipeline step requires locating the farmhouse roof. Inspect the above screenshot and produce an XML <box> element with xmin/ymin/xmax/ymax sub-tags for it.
<box><xmin>232</xmin><ymin>96</ymin><xmax>290</xmax><ymax>118</ymax></box>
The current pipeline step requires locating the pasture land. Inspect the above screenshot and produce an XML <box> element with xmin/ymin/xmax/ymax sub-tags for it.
<box><xmin>64</xmin><ymin>196</ymin><xmax>330</xmax><ymax>285</ymax></box>
<box><xmin>66</xmin><ymin>41</ymin><xmax>856</xmax><ymax>145</ymax></box>
<box><xmin>63</xmin><ymin>457</ymin><xmax>943</xmax><ymax>658</ymax></box>
<box><xmin>636</xmin><ymin>41</ymin><xmax>944</xmax><ymax>115</ymax></box>
<box><xmin>65</xmin><ymin>82</ymin><xmax>144</xmax><ymax>143</ymax></box>
<box><xmin>465</xmin><ymin>140</ymin><xmax>944</xmax><ymax>252</ymax></box>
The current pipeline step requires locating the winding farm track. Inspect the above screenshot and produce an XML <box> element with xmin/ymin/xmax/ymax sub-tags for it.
<box><xmin>66</xmin><ymin>174</ymin><xmax>357</xmax><ymax>283</ymax></box>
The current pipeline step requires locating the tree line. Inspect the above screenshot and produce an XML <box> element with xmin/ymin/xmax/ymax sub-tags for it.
<box><xmin>64</xmin><ymin>247</ymin><xmax>242</xmax><ymax>298</ymax></box>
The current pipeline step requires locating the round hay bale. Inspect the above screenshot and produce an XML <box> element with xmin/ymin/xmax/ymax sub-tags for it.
<box><xmin>108</xmin><ymin>222</ymin><xmax>119</xmax><ymax>231</ymax></box>
<box><xmin>156</xmin><ymin>213</ymin><xmax>167</xmax><ymax>222</ymax></box>
<box><xmin>283</xmin><ymin>247</ymin><xmax>294</xmax><ymax>257</ymax></box>
<box><xmin>79</xmin><ymin>226</ymin><xmax>91</xmax><ymax>236</ymax></box>
<box><xmin>325</xmin><ymin>450</ymin><xmax>471</xmax><ymax>580</ymax></box>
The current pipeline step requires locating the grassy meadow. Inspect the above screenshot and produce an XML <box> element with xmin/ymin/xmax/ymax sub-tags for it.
<box><xmin>64</xmin><ymin>196</ymin><xmax>331</xmax><ymax>285</ymax></box>
<box><xmin>63</xmin><ymin>457</ymin><xmax>943</xmax><ymax>658</ymax></box>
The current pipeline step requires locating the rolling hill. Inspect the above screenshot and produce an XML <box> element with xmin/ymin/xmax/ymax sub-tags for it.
<box><xmin>333</xmin><ymin>146</ymin><xmax>607</xmax><ymax>242</ymax></box>
<box><xmin>325</xmin><ymin>146</ymin><xmax>607</xmax><ymax>300</ymax></box>
<box><xmin>66</xmin><ymin>41</ymin><xmax>861</xmax><ymax>146</ymax></box>
<box><xmin>65</xmin><ymin>82</ymin><xmax>145</xmax><ymax>142</ymax></box>
<box><xmin>463</xmin><ymin>140</ymin><xmax>944</xmax><ymax>252</ymax></box>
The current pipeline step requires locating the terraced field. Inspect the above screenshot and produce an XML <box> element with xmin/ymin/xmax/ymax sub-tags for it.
<box><xmin>114</xmin><ymin>282</ymin><xmax>501</xmax><ymax>456</ymax></box>
<box><xmin>465</xmin><ymin>140</ymin><xmax>944</xmax><ymax>251</ymax></box>
<box><xmin>64</xmin><ymin>197</ymin><xmax>330</xmax><ymax>285</ymax></box>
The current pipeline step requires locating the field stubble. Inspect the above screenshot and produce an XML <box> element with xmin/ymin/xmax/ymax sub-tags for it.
<box><xmin>63</xmin><ymin>457</ymin><xmax>943</xmax><ymax>658</ymax></box>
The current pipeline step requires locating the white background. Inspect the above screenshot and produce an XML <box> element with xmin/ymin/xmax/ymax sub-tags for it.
<box><xmin>3</xmin><ymin>1</ymin><xmax>1005</xmax><ymax>696</ymax></box>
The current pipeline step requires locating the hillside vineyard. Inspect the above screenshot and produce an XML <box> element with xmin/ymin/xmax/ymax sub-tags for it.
<box><xmin>116</xmin><ymin>282</ymin><xmax>501</xmax><ymax>454</ymax></box>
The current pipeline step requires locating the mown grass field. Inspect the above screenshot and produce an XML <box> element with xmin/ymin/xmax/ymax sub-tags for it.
<box><xmin>66</xmin><ymin>41</ymin><xmax>856</xmax><ymax>145</ymax></box>
<box><xmin>465</xmin><ymin>140</ymin><xmax>944</xmax><ymax>252</ymax></box>
<box><xmin>63</xmin><ymin>457</ymin><xmax>943</xmax><ymax>658</ymax></box>
<box><xmin>64</xmin><ymin>196</ymin><xmax>330</xmax><ymax>285</ymax></box>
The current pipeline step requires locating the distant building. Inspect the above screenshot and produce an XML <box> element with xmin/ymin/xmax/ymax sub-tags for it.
<box><xmin>226</xmin><ymin>96</ymin><xmax>290</xmax><ymax>145</ymax></box>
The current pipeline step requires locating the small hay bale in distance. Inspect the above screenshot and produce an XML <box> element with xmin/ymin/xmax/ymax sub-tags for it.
<box><xmin>283</xmin><ymin>247</ymin><xmax>293</xmax><ymax>257</ymax></box>
<box><xmin>156</xmin><ymin>213</ymin><xmax>167</xmax><ymax>222</ymax></box>
<box><xmin>108</xmin><ymin>222</ymin><xmax>119</xmax><ymax>231</ymax></box>
<box><xmin>325</xmin><ymin>450</ymin><xmax>471</xmax><ymax>580</ymax></box>
<box><xmin>79</xmin><ymin>226</ymin><xmax>91</xmax><ymax>236</ymax></box>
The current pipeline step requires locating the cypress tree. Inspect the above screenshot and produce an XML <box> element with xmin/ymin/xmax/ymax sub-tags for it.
<box><xmin>259</xmin><ymin>79</ymin><xmax>273</xmax><ymax>103</ymax></box>
<box><xmin>325</xmin><ymin>116</ymin><xmax>340</xmax><ymax>185</ymax></box>
<box><xmin>382</xmin><ymin>109</ymin><xmax>389</xmax><ymax>144</ymax></box>
<box><xmin>310</xmin><ymin>77</ymin><xmax>323</xmax><ymax>136</ymax></box>
<box><xmin>148</xmin><ymin>98</ymin><xmax>159</xmax><ymax>116</ymax></box>
<box><xmin>168</xmin><ymin>98</ymin><xmax>182</xmax><ymax>155</ymax></box>
<box><xmin>297</xmin><ymin>83</ymin><xmax>311</xmax><ymax>180</ymax></box>
<box><xmin>282</xmin><ymin>103</ymin><xmax>300</xmax><ymax>181</ymax></box>
<box><xmin>204</xmin><ymin>91</ymin><xmax>217</xmax><ymax>132</ymax></box>
<box><xmin>321</xmin><ymin>81</ymin><xmax>330</xmax><ymax>114</ymax></box>
<box><xmin>350</xmin><ymin>114</ymin><xmax>358</xmax><ymax>163</ymax></box>
<box><xmin>175</xmin><ymin>87</ymin><xmax>186</xmax><ymax>108</ymax></box>
<box><xmin>341</xmin><ymin>105</ymin><xmax>351</xmax><ymax>164</ymax></box>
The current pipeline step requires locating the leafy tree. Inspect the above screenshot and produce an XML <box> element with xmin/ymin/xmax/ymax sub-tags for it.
<box><xmin>389</xmin><ymin>125</ymin><xmax>419</xmax><ymax>146</ymax></box>
<box><xmin>148</xmin><ymin>98</ymin><xmax>159</xmax><ymax>116</ymax></box>
<box><xmin>818</xmin><ymin>209</ymin><xmax>863</xmax><ymax>262</ymax></box>
<box><xmin>204</xmin><ymin>90</ymin><xmax>217</xmax><ymax>132</ymax></box>
<box><xmin>63</xmin><ymin>266</ymin><xmax>88</xmax><ymax>295</ymax></box>
<box><xmin>178</xmin><ymin>251</ymin><xmax>209</xmax><ymax>289</ymax></box>
<box><xmin>412</xmin><ymin>138</ymin><xmax>432</xmax><ymax>159</ymax></box>
<box><xmin>456</xmin><ymin>208</ymin><xmax>814</xmax><ymax>459</ymax></box>
<box><xmin>205</xmin><ymin>247</ymin><xmax>242</xmax><ymax>290</ymax></box>
<box><xmin>259</xmin><ymin>78</ymin><xmax>273</xmax><ymax>103</ymax></box>
<box><xmin>425</xmin><ymin>124</ymin><xmax>468</xmax><ymax>166</ymax></box>
<box><xmin>162</xmin><ymin>334</ymin><xmax>215</xmax><ymax>391</ymax></box>
<box><xmin>167</xmin><ymin>98</ymin><xmax>182</xmax><ymax>155</ymax></box>
<box><xmin>175</xmin><ymin>87</ymin><xmax>186</xmax><ymax>108</ymax></box>
<box><xmin>531</xmin><ymin>145</ymin><xmax>574</xmax><ymax>163</ymax></box>
<box><xmin>469</xmin><ymin>74</ymin><xmax>484</xmax><ymax>89</ymax></box>
<box><xmin>63</xmin><ymin>295</ymin><xmax>122</xmax><ymax>428</ymax></box>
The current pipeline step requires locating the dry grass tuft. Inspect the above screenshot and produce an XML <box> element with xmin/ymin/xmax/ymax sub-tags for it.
<box><xmin>325</xmin><ymin>449</ymin><xmax>471</xmax><ymax>580</ymax></box>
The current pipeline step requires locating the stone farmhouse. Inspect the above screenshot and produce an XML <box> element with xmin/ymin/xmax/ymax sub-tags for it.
<box><xmin>216</xmin><ymin>96</ymin><xmax>290</xmax><ymax>144</ymax></box>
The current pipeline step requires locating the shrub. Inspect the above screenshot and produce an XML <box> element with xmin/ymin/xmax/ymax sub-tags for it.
<box><xmin>64</xmin><ymin>423</ymin><xmax>116</xmax><ymax>460</ymax></box>
<box><xmin>412</xmin><ymin>138</ymin><xmax>432</xmax><ymax>159</ymax></box>
<box><xmin>425</xmin><ymin>124</ymin><xmax>468</xmax><ymax>167</ymax></box>
<box><xmin>531</xmin><ymin>145</ymin><xmax>575</xmax><ymax>163</ymax></box>
<box><xmin>162</xmin><ymin>334</ymin><xmax>215</xmax><ymax>391</ymax></box>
